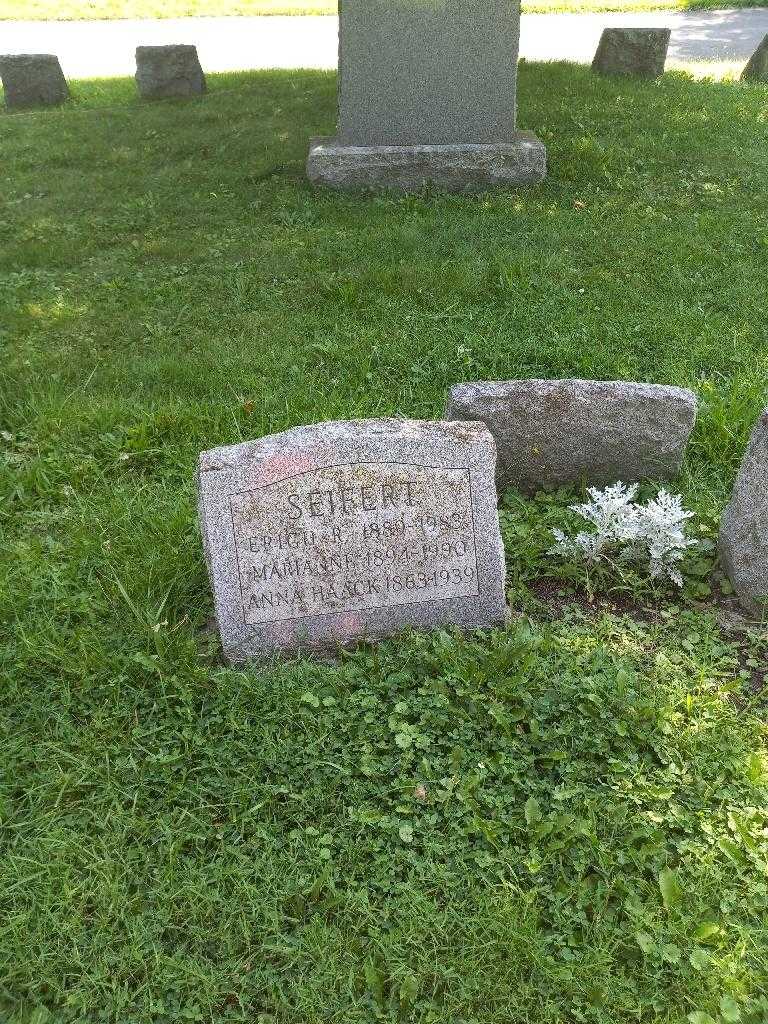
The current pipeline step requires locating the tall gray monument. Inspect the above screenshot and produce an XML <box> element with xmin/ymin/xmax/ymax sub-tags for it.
<box><xmin>307</xmin><ymin>0</ymin><xmax>546</xmax><ymax>193</ymax></box>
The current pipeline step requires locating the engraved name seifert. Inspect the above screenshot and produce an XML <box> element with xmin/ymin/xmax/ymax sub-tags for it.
<box><xmin>197</xmin><ymin>418</ymin><xmax>506</xmax><ymax>662</ymax></box>
<box><xmin>230</xmin><ymin>463</ymin><xmax>479</xmax><ymax>624</ymax></box>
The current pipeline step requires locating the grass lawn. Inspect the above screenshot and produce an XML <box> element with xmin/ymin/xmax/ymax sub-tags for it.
<box><xmin>3</xmin><ymin>64</ymin><xmax>768</xmax><ymax>1023</ymax></box>
<box><xmin>2</xmin><ymin>0</ymin><xmax>767</xmax><ymax>18</ymax></box>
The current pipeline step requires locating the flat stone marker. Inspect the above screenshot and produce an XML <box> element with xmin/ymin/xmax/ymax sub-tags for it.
<box><xmin>135</xmin><ymin>44</ymin><xmax>206</xmax><ymax>100</ymax></box>
<box><xmin>719</xmin><ymin>409</ymin><xmax>768</xmax><ymax>618</ymax></box>
<box><xmin>445</xmin><ymin>378</ymin><xmax>697</xmax><ymax>494</ymax></box>
<box><xmin>307</xmin><ymin>0</ymin><xmax>546</xmax><ymax>193</ymax></box>
<box><xmin>592</xmin><ymin>28</ymin><xmax>671</xmax><ymax>79</ymax></box>
<box><xmin>0</xmin><ymin>54</ymin><xmax>69</xmax><ymax>110</ymax></box>
<box><xmin>742</xmin><ymin>35</ymin><xmax>768</xmax><ymax>82</ymax></box>
<box><xmin>197</xmin><ymin>419</ymin><xmax>507</xmax><ymax>662</ymax></box>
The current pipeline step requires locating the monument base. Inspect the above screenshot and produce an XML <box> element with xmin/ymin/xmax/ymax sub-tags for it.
<box><xmin>307</xmin><ymin>133</ymin><xmax>547</xmax><ymax>194</ymax></box>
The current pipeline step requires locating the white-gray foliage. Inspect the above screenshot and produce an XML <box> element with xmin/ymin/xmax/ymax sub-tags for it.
<box><xmin>550</xmin><ymin>482</ymin><xmax>698</xmax><ymax>586</ymax></box>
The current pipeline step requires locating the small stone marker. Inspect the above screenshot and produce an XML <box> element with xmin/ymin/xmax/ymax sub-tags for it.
<box><xmin>307</xmin><ymin>0</ymin><xmax>546</xmax><ymax>193</ymax></box>
<box><xmin>719</xmin><ymin>409</ymin><xmax>768</xmax><ymax>618</ymax></box>
<box><xmin>742</xmin><ymin>35</ymin><xmax>768</xmax><ymax>82</ymax></box>
<box><xmin>0</xmin><ymin>54</ymin><xmax>69</xmax><ymax>110</ymax></box>
<box><xmin>135</xmin><ymin>44</ymin><xmax>206</xmax><ymax>100</ymax></box>
<box><xmin>445</xmin><ymin>378</ymin><xmax>697</xmax><ymax>494</ymax></box>
<box><xmin>197</xmin><ymin>419</ymin><xmax>507</xmax><ymax>662</ymax></box>
<box><xmin>592</xmin><ymin>28</ymin><xmax>671</xmax><ymax>79</ymax></box>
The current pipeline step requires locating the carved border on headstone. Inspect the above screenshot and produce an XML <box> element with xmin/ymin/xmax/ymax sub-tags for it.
<box><xmin>198</xmin><ymin>419</ymin><xmax>507</xmax><ymax>661</ymax></box>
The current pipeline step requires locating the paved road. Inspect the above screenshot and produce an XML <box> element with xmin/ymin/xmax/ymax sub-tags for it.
<box><xmin>1</xmin><ymin>8</ymin><xmax>766</xmax><ymax>79</ymax></box>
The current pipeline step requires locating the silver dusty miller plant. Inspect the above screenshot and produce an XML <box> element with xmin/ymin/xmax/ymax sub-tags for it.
<box><xmin>550</xmin><ymin>482</ymin><xmax>698</xmax><ymax>587</ymax></box>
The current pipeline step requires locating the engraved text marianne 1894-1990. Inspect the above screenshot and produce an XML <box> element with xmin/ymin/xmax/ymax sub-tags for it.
<box><xmin>229</xmin><ymin>462</ymin><xmax>479</xmax><ymax>624</ymax></box>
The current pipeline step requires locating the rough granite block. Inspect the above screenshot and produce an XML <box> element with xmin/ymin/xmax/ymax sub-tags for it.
<box><xmin>135</xmin><ymin>44</ymin><xmax>206</xmax><ymax>100</ymax></box>
<box><xmin>307</xmin><ymin>134</ymin><xmax>547</xmax><ymax>193</ymax></box>
<box><xmin>339</xmin><ymin>0</ymin><xmax>520</xmax><ymax>146</ymax></box>
<box><xmin>742</xmin><ymin>34</ymin><xmax>768</xmax><ymax>82</ymax></box>
<box><xmin>592</xmin><ymin>28</ymin><xmax>671</xmax><ymax>78</ymax></box>
<box><xmin>719</xmin><ymin>408</ymin><xmax>768</xmax><ymax>618</ymax></box>
<box><xmin>0</xmin><ymin>54</ymin><xmax>68</xmax><ymax>109</ymax></box>
<box><xmin>197</xmin><ymin>418</ymin><xmax>507</xmax><ymax>662</ymax></box>
<box><xmin>444</xmin><ymin>378</ymin><xmax>697</xmax><ymax>494</ymax></box>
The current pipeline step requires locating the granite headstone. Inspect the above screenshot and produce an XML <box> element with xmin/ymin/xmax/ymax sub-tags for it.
<box><xmin>742</xmin><ymin>35</ymin><xmax>768</xmax><ymax>82</ymax></box>
<box><xmin>307</xmin><ymin>0</ymin><xmax>546</xmax><ymax>192</ymax></box>
<box><xmin>135</xmin><ymin>44</ymin><xmax>206</xmax><ymax>100</ymax></box>
<box><xmin>719</xmin><ymin>408</ymin><xmax>768</xmax><ymax>618</ymax></box>
<box><xmin>445</xmin><ymin>378</ymin><xmax>697</xmax><ymax>493</ymax></box>
<box><xmin>0</xmin><ymin>54</ymin><xmax>69</xmax><ymax>109</ymax></box>
<box><xmin>591</xmin><ymin>28</ymin><xmax>671</xmax><ymax>78</ymax></box>
<box><xmin>197</xmin><ymin>418</ymin><xmax>507</xmax><ymax>661</ymax></box>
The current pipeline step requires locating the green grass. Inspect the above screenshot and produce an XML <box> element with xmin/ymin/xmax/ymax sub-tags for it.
<box><xmin>2</xmin><ymin>0</ymin><xmax>767</xmax><ymax>19</ymax></box>
<box><xmin>2</xmin><ymin>65</ymin><xmax>768</xmax><ymax>1023</ymax></box>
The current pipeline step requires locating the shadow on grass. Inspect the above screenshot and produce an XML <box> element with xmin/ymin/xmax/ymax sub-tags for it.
<box><xmin>0</xmin><ymin>66</ymin><xmax>338</xmax><ymax>114</ymax></box>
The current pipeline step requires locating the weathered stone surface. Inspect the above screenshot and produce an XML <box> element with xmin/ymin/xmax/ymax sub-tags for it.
<box><xmin>719</xmin><ymin>409</ymin><xmax>768</xmax><ymax>618</ymax></box>
<box><xmin>135</xmin><ymin>44</ymin><xmax>205</xmax><ymax>100</ymax></box>
<box><xmin>741</xmin><ymin>34</ymin><xmax>768</xmax><ymax>82</ymax></box>
<box><xmin>591</xmin><ymin>28</ymin><xmax>671</xmax><ymax>78</ymax></box>
<box><xmin>197</xmin><ymin>418</ymin><xmax>507</xmax><ymax>662</ymax></box>
<box><xmin>307</xmin><ymin>134</ymin><xmax>547</xmax><ymax>194</ymax></box>
<box><xmin>0</xmin><ymin>54</ymin><xmax>68</xmax><ymax>109</ymax></box>
<box><xmin>308</xmin><ymin>0</ymin><xmax>546</xmax><ymax>193</ymax></box>
<box><xmin>339</xmin><ymin>0</ymin><xmax>519</xmax><ymax>147</ymax></box>
<box><xmin>444</xmin><ymin>379</ymin><xmax>697</xmax><ymax>493</ymax></box>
